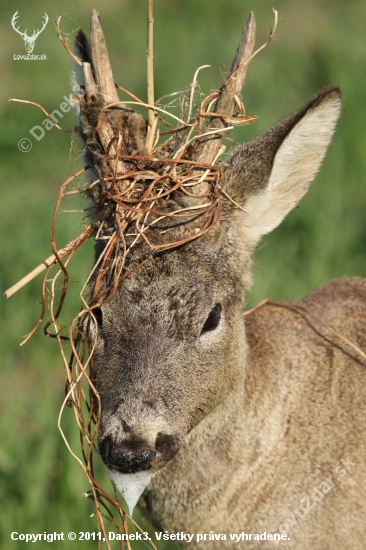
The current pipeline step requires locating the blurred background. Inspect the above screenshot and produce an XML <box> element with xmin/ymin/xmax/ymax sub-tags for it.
<box><xmin>1</xmin><ymin>0</ymin><xmax>365</xmax><ymax>548</ymax></box>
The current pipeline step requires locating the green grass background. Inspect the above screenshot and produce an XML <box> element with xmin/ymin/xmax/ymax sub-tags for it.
<box><xmin>1</xmin><ymin>0</ymin><xmax>366</xmax><ymax>548</ymax></box>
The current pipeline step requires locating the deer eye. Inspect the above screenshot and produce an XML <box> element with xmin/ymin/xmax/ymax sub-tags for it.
<box><xmin>201</xmin><ymin>304</ymin><xmax>222</xmax><ymax>335</ymax></box>
<box><xmin>92</xmin><ymin>307</ymin><xmax>103</xmax><ymax>328</ymax></box>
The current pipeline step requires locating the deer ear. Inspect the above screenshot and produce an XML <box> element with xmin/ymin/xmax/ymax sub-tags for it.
<box><xmin>224</xmin><ymin>87</ymin><xmax>341</xmax><ymax>243</ymax></box>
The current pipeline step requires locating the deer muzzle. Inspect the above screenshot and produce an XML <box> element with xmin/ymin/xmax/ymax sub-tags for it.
<box><xmin>99</xmin><ymin>432</ymin><xmax>181</xmax><ymax>474</ymax></box>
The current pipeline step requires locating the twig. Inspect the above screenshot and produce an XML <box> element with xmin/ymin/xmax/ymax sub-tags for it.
<box><xmin>172</xmin><ymin>125</ymin><xmax>234</xmax><ymax>160</ymax></box>
<box><xmin>4</xmin><ymin>226</ymin><xmax>94</xmax><ymax>299</ymax></box>
<box><xmin>195</xmin><ymin>145</ymin><xmax>226</xmax><ymax>185</ymax></box>
<box><xmin>55</xmin><ymin>15</ymin><xmax>82</xmax><ymax>66</ymax></box>
<box><xmin>243</xmin><ymin>299</ymin><xmax>366</xmax><ymax>363</ymax></box>
<box><xmin>187</xmin><ymin>65</ymin><xmax>211</xmax><ymax>122</ymax></box>
<box><xmin>145</xmin><ymin>0</ymin><xmax>156</xmax><ymax>154</ymax></box>
<box><xmin>220</xmin><ymin>189</ymin><xmax>248</xmax><ymax>213</ymax></box>
<box><xmin>9</xmin><ymin>99</ymin><xmax>70</xmax><ymax>132</ymax></box>
<box><xmin>107</xmin><ymin>100</ymin><xmax>189</xmax><ymax>127</ymax></box>
<box><xmin>115</xmin><ymin>84</ymin><xmax>144</xmax><ymax>104</ymax></box>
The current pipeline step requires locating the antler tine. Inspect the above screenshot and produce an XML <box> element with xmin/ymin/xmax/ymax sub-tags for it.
<box><xmin>90</xmin><ymin>9</ymin><xmax>119</xmax><ymax>103</ymax></box>
<box><xmin>193</xmin><ymin>12</ymin><xmax>256</xmax><ymax>168</ymax></box>
<box><xmin>83</xmin><ymin>62</ymin><xmax>99</xmax><ymax>103</ymax></box>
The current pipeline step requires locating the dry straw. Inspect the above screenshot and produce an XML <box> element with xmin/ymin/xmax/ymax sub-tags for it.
<box><xmin>5</xmin><ymin>5</ymin><xmax>278</xmax><ymax>548</ymax></box>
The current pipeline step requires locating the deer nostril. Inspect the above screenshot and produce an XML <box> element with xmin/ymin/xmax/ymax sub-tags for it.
<box><xmin>155</xmin><ymin>433</ymin><xmax>180</xmax><ymax>461</ymax></box>
<box><xmin>99</xmin><ymin>435</ymin><xmax>113</xmax><ymax>461</ymax></box>
<box><xmin>99</xmin><ymin>437</ymin><xmax>156</xmax><ymax>474</ymax></box>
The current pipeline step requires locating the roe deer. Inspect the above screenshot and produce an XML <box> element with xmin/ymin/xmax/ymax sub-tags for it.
<box><xmin>74</xmin><ymin>9</ymin><xmax>366</xmax><ymax>549</ymax></box>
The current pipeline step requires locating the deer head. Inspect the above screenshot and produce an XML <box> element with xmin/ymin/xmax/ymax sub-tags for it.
<box><xmin>73</xmin><ymin>10</ymin><xmax>341</xmax><ymax>490</ymax></box>
<box><xmin>11</xmin><ymin>11</ymin><xmax>48</xmax><ymax>54</ymax></box>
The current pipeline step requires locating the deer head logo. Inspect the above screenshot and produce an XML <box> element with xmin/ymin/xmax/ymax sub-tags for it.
<box><xmin>11</xmin><ymin>11</ymin><xmax>49</xmax><ymax>54</ymax></box>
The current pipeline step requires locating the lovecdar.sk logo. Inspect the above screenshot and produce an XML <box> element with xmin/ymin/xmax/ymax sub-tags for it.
<box><xmin>12</xmin><ymin>10</ymin><xmax>48</xmax><ymax>60</ymax></box>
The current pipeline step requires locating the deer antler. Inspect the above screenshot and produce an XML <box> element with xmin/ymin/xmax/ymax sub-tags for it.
<box><xmin>32</xmin><ymin>13</ymin><xmax>49</xmax><ymax>40</ymax></box>
<box><xmin>82</xmin><ymin>62</ymin><xmax>98</xmax><ymax>104</ymax></box>
<box><xmin>196</xmin><ymin>13</ymin><xmax>256</xmax><ymax>163</ymax></box>
<box><xmin>81</xmin><ymin>10</ymin><xmax>130</xmax><ymax>175</ymax></box>
<box><xmin>190</xmin><ymin>13</ymin><xmax>256</xmax><ymax>196</ymax></box>
<box><xmin>11</xmin><ymin>11</ymin><xmax>26</xmax><ymax>39</ymax></box>
<box><xmin>90</xmin><ymin>9</ymin><xmax>119</xmax><ymax>104</ymax></box>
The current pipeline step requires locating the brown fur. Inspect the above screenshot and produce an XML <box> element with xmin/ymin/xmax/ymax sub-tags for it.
<box><xmin>139</xmin><ymin>278</ymin><xmax>366</xmax><ymax>549</ymax></box>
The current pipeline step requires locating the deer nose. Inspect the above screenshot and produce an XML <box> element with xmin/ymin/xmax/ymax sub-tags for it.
<box><xmin>99</xmin><ymin>436</ymin><xmax>156</xmax><ymax>474</ymax></box>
